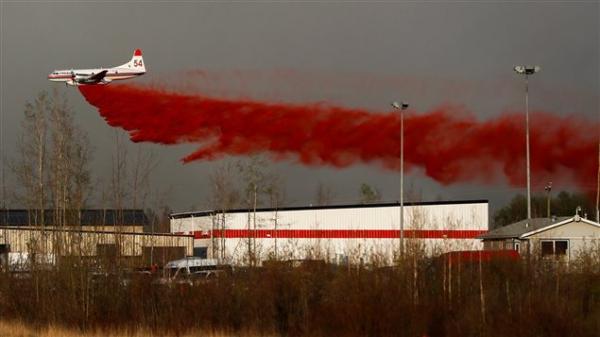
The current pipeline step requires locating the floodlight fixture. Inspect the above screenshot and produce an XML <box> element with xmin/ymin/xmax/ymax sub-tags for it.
<box><xmin>391</xmin><ymin>101</ymin><xmax>409</xmax><ymax>110</ymax></box>
<box><xmin>514</xmin><ymin>65</ymin><xmax>541</xmax><ymax>75</ymax></box>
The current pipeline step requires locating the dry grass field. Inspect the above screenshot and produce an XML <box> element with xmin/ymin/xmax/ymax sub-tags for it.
<box><xmin>0</xmin><ymin>320</ymin><xmax>266</xmax><ymax>337</ymax></box>
<box><xmin>1</xmin><ymin>246</ymin><xmax>598</xmax><ymax>337</ymax></box>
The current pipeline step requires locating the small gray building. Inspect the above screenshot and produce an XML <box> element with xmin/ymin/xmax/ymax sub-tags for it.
<box><xmin>480</xmin><ymin>214</ymin><xmax>600</xmax><ymax>260</ymax></box>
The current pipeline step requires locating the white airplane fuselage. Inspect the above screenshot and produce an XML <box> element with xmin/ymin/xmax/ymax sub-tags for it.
<box><xmin>48</xmin><ymin>49</ymin><xmax>145</xmax><ymax>86</ymax></box>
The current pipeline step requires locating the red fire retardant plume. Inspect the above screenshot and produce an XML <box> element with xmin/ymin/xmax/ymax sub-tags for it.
<box><xmin>79</xmin><ymin>84</ymin><xmax>598</xmax><ymax>190</ymax></box>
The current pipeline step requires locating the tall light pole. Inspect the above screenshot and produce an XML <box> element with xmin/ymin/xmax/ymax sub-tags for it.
<box><xmin>391</xmin><ymin>101</ymin><xmax>409</xmax><ymax>257</ymax></box>
<box><xmin>545</xmin><ymin>181</ymin><xmax>552</xmax><ymax>220</ymax></box>
<box><xmin>596</xmin><ymin>139</ymin><xmax>600</xmax><ymax>222</ymax></box>
<box><xmin>514</xmin><ymin>65</ymin><xmax>540</xmax><ymax>220</ymax></box>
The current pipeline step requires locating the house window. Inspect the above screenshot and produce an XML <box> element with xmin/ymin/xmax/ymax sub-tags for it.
<box><xmin>541</xmin><ymin>240</ymin><xmax>568</xmax><ymax>257</ymax></box>
<box><xmin>541</xmin><ymin>241</ymin><xmax>554</xmax><ymax>256</ymax></box>
<box><xmin>554</xmin><ymin>241</ymin><xmax>568</xmax><ymax>255</ymax></box>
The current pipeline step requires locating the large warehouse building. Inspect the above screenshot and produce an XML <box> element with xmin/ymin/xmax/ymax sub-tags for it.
<box><xmin>0</xmin><ymin>209</ymin><xmax>194</xmax><ymax>269</ymax></box>
<box><xmin>170</xmin><ymin>200</ymin><xmax>489</xmax><ymax>264</ymax></box>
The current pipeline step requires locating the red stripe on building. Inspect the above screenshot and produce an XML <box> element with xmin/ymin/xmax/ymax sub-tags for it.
<box><xmin>192</xmin><ymin>229</ymin><xmax>487</xmax><ymax>240</ymax></box>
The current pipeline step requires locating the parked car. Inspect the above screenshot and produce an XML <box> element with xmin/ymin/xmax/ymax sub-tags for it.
<box><xmin>189</xmin><ymin>269</ymin><xmax>226</xmax><ymax>285</ymax></box>
<box><xmin>157</xmin><ymin>257</ymin><xmax>229</xmax><ymax>286</ymax></box>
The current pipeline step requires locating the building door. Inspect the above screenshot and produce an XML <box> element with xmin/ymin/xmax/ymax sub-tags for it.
<box><xmin>0</xmin><ymin>244</ymin><xmax>9</xmax><ymax>271</ymax></box>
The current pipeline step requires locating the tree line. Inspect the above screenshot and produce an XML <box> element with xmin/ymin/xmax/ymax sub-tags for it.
<box><xmin>3</xmin><ymin>90</ymin><xmax>168</xmax><ymax>231</ymax></box>
<box><xmin>493</xmin><ymin>191</ymin><xmax>595</xmax><ymax>228</ymax></box>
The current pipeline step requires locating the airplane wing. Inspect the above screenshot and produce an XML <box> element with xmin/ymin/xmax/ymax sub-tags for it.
<box><xmin>88</xmin><ymin>70</ymin><xmax>108</xmax><ymax>81</ymax></box>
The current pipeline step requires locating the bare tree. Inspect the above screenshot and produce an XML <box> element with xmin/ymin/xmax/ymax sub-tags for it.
<box><xmin>315</xmin><ymin>181</ymin><xmax>335</xmax><ymax>206</ymax></box>
<box><xmin>358</xmin><ymin>183</ymin><xmax>380</xmax><ymax>204</ymax></box>
<box><xmin>209</xmin><ymin>162</ymin><xmax>239</xmax><ymax>261</ymax></box>
<box><xmin>130</xmin><ymin>146</ymin><xmax>158</xmax><ymax>211</ymax></box>
<box><xmin>265</xmin><ymin>173</ymin><xmax>285</xmax><ymax>260</ymax></box>
<box><xmin>43</xmin><ymin>90</ymin><xmax>93</xmax><ymax>261</ymax></box>
<box><xmin>70</xmin><ymin>131</ymin><xmax>92</xmax><ymax>222</ymax></box>
<box><xmin>237</xmin><ymin>156</ymin><xmax>267</xmax><ymax>265</ymax></box>
<box><xmin>144</xmin><ymin>179</ymin><xmax>173</xmax><ymax>233</ymax></box>
<box><xmin>111</xmin><ymin>131</ymin><xmax>129</xmax><ymax>226</ymax></box>
<box><xmin>13</xmin><ymin>92</ymin><xmax>50</xmax><ymax>226</ymax></box>
<box><xmin>12</xmin><ymin>90</ymin><xmax>92</xmax><ymax>263</ymax></box>
<box><xmin>236</xmin><ymin>156</ymin><xmax>285</xmax><ymax>264</ymax></box>
<box><xmin>156</xmin><ymin>204</ymin><xmax>173</xmax><ymax>233</ymax></box>
<box><xmin>47</xmin><ymin>90</ymin><xmax>92</xmax><ymax>228</ymax></box>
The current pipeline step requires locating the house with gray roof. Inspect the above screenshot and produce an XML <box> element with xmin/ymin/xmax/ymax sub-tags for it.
<box><xmin>479</xmin><ymin>213</ymin><xmax>600</xmax><ymax>260</ymax></box>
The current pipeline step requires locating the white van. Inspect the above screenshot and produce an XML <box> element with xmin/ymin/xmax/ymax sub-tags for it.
<box><xmin>164</xmin><ymin>257</ymin><xmax>219</xmax><ymax>280</ymax></box>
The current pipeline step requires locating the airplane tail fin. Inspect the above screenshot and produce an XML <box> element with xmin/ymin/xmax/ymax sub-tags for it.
<box><xmin>120</xmin><ymin>49</ymin><xmax>146</xmax><ymax>72</ymax></box>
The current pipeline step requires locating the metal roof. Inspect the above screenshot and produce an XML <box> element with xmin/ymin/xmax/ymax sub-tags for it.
<box><xmin>170</xmin><ymin>199</ymin><xmax>489</xmax><ymax>219</ymax></box>
<box><xmin>479</xmin><ymin>217</ymin><xmax>570</xmax><ymax>240</ymax></box>
<box><xmin>0</xmin><ymin>209</ymin><xmax>149</xmax><ymax>226</ymax></box>
<box><xmin>520</xmin><ymin>216</ymin><xmax>600</xmax><ymax>238</ymax></box>
<box><xmin>0</xmin><ymin>226</ymin><xmax>192</xmax><ymax>237</ymax></box>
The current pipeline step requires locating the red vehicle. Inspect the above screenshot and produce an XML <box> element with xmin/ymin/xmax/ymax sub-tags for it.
<box><xmin>438</xmin><ymin>250</ymin><xmax>520</xmax><ymax>264</ymax></box>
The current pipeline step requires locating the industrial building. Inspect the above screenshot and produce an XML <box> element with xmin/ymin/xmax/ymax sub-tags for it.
<box><xmin>0</xmin><ymin>209</ymin><xmax>194</xmax><ymax>268</ymax></box>
<box><xmin>170</xmin><ymin>200</ymin><xmax>489</xmax><ymax>264</ymax></box>
<box><xmin>479</xmin><ymin>212</ymin><xmax>600</xmax><ymax>260</ymax></box>
<box><xmin>0</xmin><ymin>209</ymin><xmax>149</xmax><ymax>233</ymax></box>
<box><xmin>0</xmin><ymin>226</ymin><xmax>193</xmax><ymax>267</ymax></box>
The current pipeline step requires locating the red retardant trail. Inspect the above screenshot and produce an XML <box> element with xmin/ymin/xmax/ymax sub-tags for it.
<box><xmin>79</xmin><ymin>84</ymin><xmax>598</xmax><ymax>191</ymax></box>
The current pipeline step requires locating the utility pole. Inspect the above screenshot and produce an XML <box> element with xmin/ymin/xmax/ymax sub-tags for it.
<box><xmin>253</xmin><ymin>183</ymin><xmax>257</xmax><ymax>265</ymax></box>
<box><xmin>545</xmin><ymin>182</ymin><xmax>552</xmax><ymax>220</ymax></box>
<box><xmin>596</xmin><ymin>140</ymin><xmax>599</xmax><ymax>222</ymax></box>
<box><xmin>514</xmin><ymin>65</ymin><xmax>540</xmax><ymax>220</ymax></box>
<box><xmin>391</xmin><ymin>101</ymin><xmax>409</xmax><ymax>257</ymax></box>
<box><xmin>0</xmin><ymin>0</ymin><xmax>4</xmax><ymax>214</ymax></box>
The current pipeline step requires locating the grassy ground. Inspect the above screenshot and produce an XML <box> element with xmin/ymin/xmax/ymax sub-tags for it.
<box><xmin>1</xmin><ymin>248</ymin><xmax>598</xmax><ymax>337</ymax></box>
<box><xmin>0</xmin><ymin>320</ymin><xmax>265</xmax><ymax>337</ymax></box>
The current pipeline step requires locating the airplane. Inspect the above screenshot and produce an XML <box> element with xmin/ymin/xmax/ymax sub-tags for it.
<box><xmin>48</xmin><ymin>49</ymin><xmax>146</xmax><ymax>86</ymax></box>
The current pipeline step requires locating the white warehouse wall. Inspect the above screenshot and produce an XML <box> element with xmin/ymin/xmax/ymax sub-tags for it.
<box><xmin>170</xmin><ymin>200</ymin><xmax>488</xmax><ymax>265</ymax></box>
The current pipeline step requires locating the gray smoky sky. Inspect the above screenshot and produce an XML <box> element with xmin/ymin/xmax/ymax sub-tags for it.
<box><xmin>0</xmin><ymin>2</ymin><xmax>598</xmax><ymax>214</ymax></box>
